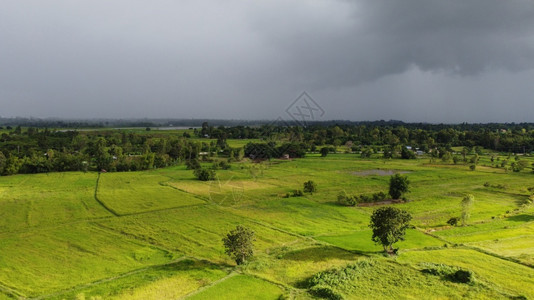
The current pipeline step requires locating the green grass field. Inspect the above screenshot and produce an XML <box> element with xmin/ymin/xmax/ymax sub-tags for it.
<box><xmin>97</xmin><ymin>172</ymin><xmax>205</xmax><ymax>215</ymax></box>
<box><xmin>188</xmin><ymin>274</ymin><xmax>284</xmax><ymax>300</ymax></box>
<box><xmin>0</xmin><ymin>153</ymin><xmax>533</xmax><ymax>299</ymax></box>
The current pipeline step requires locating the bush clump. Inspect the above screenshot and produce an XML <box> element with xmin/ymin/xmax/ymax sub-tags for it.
<box><xmin>337</xmin><ymin>191</ymin><xmax>389</xmax><ymax>206</ymax></box>
<box><xmin>372</xmin><ymin>191</ymin><xmax>387</xmax><ymax>202</ymax></box>
<box><xmin>447</xmin><ymin>217</ymin><xmax>459</xmax><ymax>226</ymax></box>
<box><xmin>337</xmin><ymin>191</ymin><xmax>357</xmax><ymax>206</ymax></box>
<box><xmin>451</xmin><ymin>269</ymin><xmax>473</xmax><ymax>284</ymax></box>
<box><xmin>283</xmin><ymin>189</ymin><xmax>304</xmax><ymax>198</ymax></box>
<box><xmin>193</xmin><ymin>168</ymin><xmax>216</xmax><ymax>181</ymax></box>
<box><xmin>308</xmin><ymin>286</ymin><xmax>343</xmax><ymax>300</ymax></box>
<box><xmin>212</xmin><ymin>160</ymin><xmax>231</xmax><ymax>170</ymax></box>
<box><xmin>186</xmin><ymin>159</ymin><xmax>201</xmax><ymax>170</ymax></box>
<box><xmin>421</xmin><ymin>263</ymin><xmax>474</xmax><ymax>284</ymax></box>
<box><xmin>483</xmin><ymin>182</ymin><xmax>508</xmax><ymax>189</ymax></box>
<box><xmin>306</xmin><ymin>260</ymin><xmax>375</xmax><ymax>299</ymax></box>
<box><xmin>304</xmin><ymin>180</ymin><xmax>318</xmax><ymax>194</ymax></box>
<box><xmin>389</xmin><ymin>174</ymin><xmax>410</xmax><ymax>199</ymax></box>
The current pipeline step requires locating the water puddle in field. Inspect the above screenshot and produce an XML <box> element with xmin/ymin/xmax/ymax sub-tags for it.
<box><xmin>351</xmin><ymin>169</ymin><xmax>411</xmax><ymax>176</ymax></box>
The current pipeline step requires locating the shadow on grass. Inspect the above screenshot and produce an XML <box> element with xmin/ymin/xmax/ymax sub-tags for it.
<box><xmin>153</xmin><ymin>258</ymin><xmax>231</xmax><ymax>272</ymax></box>
<box><xmin>323</xmin><ymin>201</ymin><xmax>344</xmax><ymax>207</ymax></box>
<box><xmin>506</xmin><ymin>214</ymin><xmax>534</xmax><ymax>222</ymax></box>
<box><xmin>480</xmin><ymin>189</ymin><xmax>532</xmax><ymax>206</ymax></box>
<box><xmin>281</xmin><ymin>245</ymin><xmax>375</xmax><ymax>262</ymax></box>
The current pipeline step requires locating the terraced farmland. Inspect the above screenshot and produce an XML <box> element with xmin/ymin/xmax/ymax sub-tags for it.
<box><xmin>0</xmin><ymin>154</ymin><xmax>533</xmax><ymax>299</ymax></box>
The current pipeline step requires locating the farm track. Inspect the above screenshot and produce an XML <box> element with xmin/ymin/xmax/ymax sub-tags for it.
<box><xmin>464</xmin><ymin>245</ymin><xmax>534</xmax><ymax>269</ymax></box>
<box><xmin>180</xmin><ymin>271</ymin><xmax>296</xmax><ymax>300</ymax></box>
<box><xmin>179</xmin><ymin>272</ymin><xmax>238</xmax><ymax>299</ymax></box>
<box><xmin>245</xmin><ymin>272</ymin><xmax>296</xmax><ymax>293</ymax></box>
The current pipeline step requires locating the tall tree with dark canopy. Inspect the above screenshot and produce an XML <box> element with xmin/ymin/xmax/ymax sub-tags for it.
<box><xmin>369</xmin><ymin>206</ymin><xmax>412</xmax><ymax>253</ymax></box>
<box><xmin>389</xmin><ymin>174</ymin><xmax>410</xmax><ymax>199</ymax></box>
<box><xmin>222</xmin><ymin>225</ymin><xmax>255</xmax><ymax>265</ymax></box>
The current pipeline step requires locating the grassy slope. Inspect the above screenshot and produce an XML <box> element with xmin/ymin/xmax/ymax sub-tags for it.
<box><xmin>319</xmin><ymin>258</ymin><xmax>507</xmax><ymax>300</ymax></box>
<box><xmin>0</xmin><ymin>153</ymin><xmax>533</xmax><ymax>298</ymax></box>
<box><xmin>0</xmin><ymin>223</ymin><xmax>174</xmax><ymax>297</ymax></box>
<box><xmin>187</xmin><ymin>274</ymin><xmax>284</xmax><ymax>300</ymax></box>
<box><xmin>398</xmin><ymin>248</ymin><xmax>534</xmax><ymax>299</ymax></box>
<box><xmin>0</xmin><ymin>172</ymin><xmax>110</xmax><ymax>232</ymax></box>
<box><xmin>51</xmin><ymin>259</ymin><xmax>229</xmax><ymax>300</ymax></box>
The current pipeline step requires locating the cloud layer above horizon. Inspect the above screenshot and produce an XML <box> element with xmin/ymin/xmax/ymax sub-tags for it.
<box><xmin>1</xmin><ymin>0</ymin><xmax>534</xmax><ymax>122</ymax></box>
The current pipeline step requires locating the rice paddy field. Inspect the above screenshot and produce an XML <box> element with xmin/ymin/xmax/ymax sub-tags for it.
<box><xmin>0</xmin><ymin>152</ymin><xmax>533</xmax><ymax>299</ymax></box>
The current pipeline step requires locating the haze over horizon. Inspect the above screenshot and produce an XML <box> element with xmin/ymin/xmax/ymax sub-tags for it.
<box><xmin>2</xmin><ymin>1</ymin><xmax>534</xmax><ymax>123</ymax></box>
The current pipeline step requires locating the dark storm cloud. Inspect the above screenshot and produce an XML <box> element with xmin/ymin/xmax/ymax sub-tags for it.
<box><xmin>249</xmin><ymin>0</ymin><xmax>534</xmax><ymax>87</ymax></box>
<box><xmin>1</xmin><ymin>0</ymin><xmax>533</xmax><ymax>122</ymax></box>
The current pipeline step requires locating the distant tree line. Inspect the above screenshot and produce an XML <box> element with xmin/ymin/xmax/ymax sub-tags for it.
<box><xmin>2</xmin><ymin>122</ymin><xmax>534</xmax><ymax>176</ymax></box>
<box><xmin>0</xmin><ymin>128</ymin><xmax>216</xmax><ymax>175</ymax></box>
<box><xmin>199</xmin><ymin>122</ymin><xmax>534</xmax><ymax>153</ymax></box>
<box><xmin>4</xmin><ymin>119</ymin><xmax>534</xmax><ymax>154</ymax></box>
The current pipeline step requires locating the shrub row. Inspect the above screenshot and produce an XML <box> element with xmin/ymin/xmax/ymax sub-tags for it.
<box><xmin>337</xmin><ymin>191</ymin><xmax>388</xmax><ymax>206</ymax></box>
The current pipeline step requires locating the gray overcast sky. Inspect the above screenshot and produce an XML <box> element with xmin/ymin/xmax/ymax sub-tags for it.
<box><xmin>1</xmin><ymin>0</ymin><xmax>534</xmax><ymax>123</ymax></box>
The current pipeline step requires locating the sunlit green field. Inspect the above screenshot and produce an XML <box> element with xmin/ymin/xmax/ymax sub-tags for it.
<box><xmin>97</xmin><ymin>172</ymin><xmax>205</xmax><ymax>215</ymax></box>
<box><xmin>0</xmin><ymin>153</ymin><xmax>533</xmax><ymax>299</ymax></box>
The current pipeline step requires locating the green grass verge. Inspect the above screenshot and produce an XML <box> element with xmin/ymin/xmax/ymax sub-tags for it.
<box><xmin>187</xmin><ymin>274</ymin><xmax>284</xmax><ymax>300</ymax></box>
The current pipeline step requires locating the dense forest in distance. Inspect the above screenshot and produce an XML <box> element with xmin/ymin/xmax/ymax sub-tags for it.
<box><xmin>1</xmin><ymin>120</ymin><xmax>534</xmax><ymax>176</ymax></box>
<box><xmin>2</xmin><ymin>116</ymin><xmax>534</xmax><ymax>130</ymax></box>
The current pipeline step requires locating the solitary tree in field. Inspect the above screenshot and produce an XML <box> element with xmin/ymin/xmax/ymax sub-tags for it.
<box><xmin>320</xmin><ymin>147</ymin><xmax>329</xmax><ymax>157</ymax></box>
<box><xmin>389</xmin><ymin>174</ymin><xmax>410</xmax><ymax>199</ymax></box>
<box><xmin>303</xmin><ymin>180</ymin><xmax>317</xmax><ymax>194</ymax></box>
<box><xmin>461</xmin><ymin>194</ymin><xmax>475</xmax><ymax>226</ymax></box>
<box><xmin>369</xmin><ymin>206</ymin><xmax>412</xmax><ymax>253</ymax></box>
<box><xmin>222</xmin><ymin>225</ymin><xmax>255</xmax><ymax>265</ymax></box>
